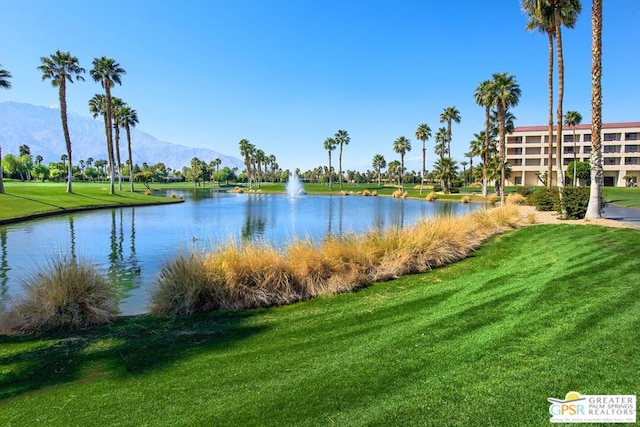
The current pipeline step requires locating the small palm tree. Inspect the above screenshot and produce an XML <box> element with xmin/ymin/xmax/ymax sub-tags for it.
<box><xmin>90</xmin><ymin>57</ymin><xmax>126</xmax><ymax>195</ymax></box>
<box><xmin>439</xmin><ymin>106</ymin><xmax>461</xmax><ymax>160</ymax></box>
<box><xmin>324</xmin><ymin>137</ymin><xmax>337</xmax><ymax>189</ymax></box>
<box><xmin>490</xmin><ymin>72</ymin><xmax>521</xmax><ymax>205</ymax></box>
<box><xmin>388</xmin><ymin>160</ymin><xmax>401</xmax><ymax>188</ymax></box>
<box><xmin>238</xmin><ymin>139</ymin><xmax>255</xmax><ymax>189</ymax></box>
<box><xmin>585</xmin><ymin>0</ymin><xmax>602</xmax><ymax>219</ymax></box>
<box><xmin>334</xmin><ymin>129</ymin><xmax>350</xmax><ymax>188</ymax></box>
<box><xmin>564</xmin><ymin>110</ymin><xmax>582</xmax><ymax>186</ymax></box>
<box><xmin>415</xmin><ymin>123</ymin><xmax>431</xmax><ymax>194</ymax></box>
<box><xmin>39</xmin><ymin>51</ymin><xmax>85</xmax><ymax>193</ymax></box>
<box><xmin>119</xmin><ymin>105</ymin><xmax>138</xmax><ymax>191</ymax></box>
<box><xmin>434</xmin><ymin>127</ymin><xmax>448</xmax><ymax>163</ymax></box>
<box><xmin>372</xmin><ymin>154</ymin><xmax>386</xmax><ymax>187</ymax></box>
<box><xmin>392</xmin><ymin>136</ymin><xmax>411</xmax><ymax>191</ymax></box>
<box><xmin>433</xmin><ymin>158</ymin><xmax>459</xmax><ymax>192</ymax></box>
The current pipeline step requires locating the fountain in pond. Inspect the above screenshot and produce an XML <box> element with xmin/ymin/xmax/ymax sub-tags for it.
<box><xmin>286</xmin><ymin>171</ymin><xmax>305</xmax><ymax>198</ymax></box>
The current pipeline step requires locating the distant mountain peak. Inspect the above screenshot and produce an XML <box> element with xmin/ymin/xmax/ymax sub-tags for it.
<box><xmin>0</xmin><ymin>101</ymin><xmax>243</xmax><ymax>170</ymax></box>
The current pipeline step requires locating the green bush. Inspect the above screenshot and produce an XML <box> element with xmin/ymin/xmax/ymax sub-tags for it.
<box><xmin>516</xmin><ymin>187</ymin><xmax>534</xmax><ymax>198</ymax></box>
<box><xmin>526</xmin><ymin>188</ymin><xmax>558</xmax><ymax>211</ymax></box>
<box><xmin>451</xmin><ymin>180</ymin><xmax>463</xmax><ymax>188</ymax></box>
<box><xmin>449</xmin><ymin>187</ymin><xmax>460</xmax><ymax>194</ymax></box>
<box><xmin>432</xmin><ymin>185</ymin><xmax>443</xmax><ymax>192</ymax></box>
<box><xmin>559</xmin><ymin>187</ymin><xmax>604</xmax><ymax>219</ymax></box>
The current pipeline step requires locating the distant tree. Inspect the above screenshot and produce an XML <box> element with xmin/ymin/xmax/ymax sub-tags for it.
<box><xmin>324</xmin><ymin>137</ymin><xmax>337</xmax><ymax>189</ymax></box>
<box><xmin>119</xmin><ymin>105</ymin><xmax>138</xmax><ymax>191</ymax></box>
<box><xmin>392</xmin><ymin>136</ymin><xmax>411</xmax><ymax>190</ymax></box>
<box><xmin>35</xmin><ymin>154</ymin><xmax>44</xmax><ymax>165</ymax></box>
<box><xmin>388</xmin><ymin>160</ymin><xmax>401</xmax><ymax>188</ymax></box>
<box><xmin>433</xmin><ymin>158</ymin><xmax>459</xmax><ymax>192</ymax></box>
<box><xmin>434</xmin><ymin>127</ymin><xmax>448</xmax><ymax>162</ymax></box>
<box><xmin>0</xmin><ymin>63</ymin><xmax>12</xmax><ymax>194</ymax></box>
<box><xmin>372</xmin><ymin>154</ymin><xmax>386</xmax><ymax>186</ymax></box>
<box><xmin>18</xmin><ymin>145</ymin><xmax>31</xmax><ymax>156</ymax></box>
<box><xmin>564</xmin><ymin>110</ymin><xmax>582</xmax><ymax>186</ymax></box>
<box><xmin>110</xmin><ymin>97</ymin><xmax>125</xmax><ymax>190</ymax></box>
<box><xmin>415</xmin><ymin>123</ymin><xmax>432</xmax><ymax>194</ymax></box>
<box><xmin>439</xmin><ymin>106</ymin><xmax>461</xmax><ymax>160</ymax></box>
<box><xmin>334</xmin><ymin>129</ymin><xmax>350</xmax><ymax>188</ymax></box>
<box><xmin>566</xmin><ymin>161</ymin><xmax>590</xmax><ymax>182</ymax></box>
<box><xmin>238</xmin><ymin>139</ymin><xmax>255</xmax><ymax>189</ymax></box>
<box><xmin>39</xmin><ymin>51</ymin><xmax>85</xmax><ymax>193</ymax></box>
<box><xmin>91</xmin><ymin>56</ymin><xmax>125</xmax><ymax>195</ymax></box>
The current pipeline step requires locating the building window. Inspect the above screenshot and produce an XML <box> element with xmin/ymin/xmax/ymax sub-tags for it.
<box><xmin>583</xmin><ymin>146</ymin><xmax>592</xmax><ymax>154</ymax></box>
<box><xmin>564</xmin><ymin>146</ymin><xmax>575</xmax><ymax>154</ymax></box>
<box><xmin>625</xmin><ymin>145</ymin><xmax>639</xmax><ymax>153</ymax></box>
<box><xmin>564</xmin><ymin>134</ymin><xmax>575</xmax><ymax>142</ymax></box>
<box><xmin>512</xmin><ymin>159</ymin><xmax>523</xmax><ymax>166</ymax></box>
<box><xmin>604</xmin><ymin>158</ymin><xmax>617</xmax><ymax>165</ymax></box>
<box><xmin>584</xmin><ymin>134</ymin><xmax>592</xmax><ymax>142</ymax></box>
<box><xmin>604</xmin><ymin>145</ymin><xmax>618</xmax><ymax>153</ymax></box>
<box><xmin>625</xmin><ymin>157</ymin><xmax>639</xmax><ymax>165</ymax></box>
<box><xmin>625</xmin><ymin>132</ymin><xmax>639</xmax><ymax>141</ymax></box>
<box><xmin>604</xmin><ymin>133</ymin><xmax>619</xmax><ymax>141</ymax></box>
<box><xmin>514</xmin><ymin>176</ymin><xmax>522</xmax><ymax>185</ymax></box>
<box><xmin>563</xmin><ymin>158</ymin><xmax>572</xmax><ymax>165</ymax></box>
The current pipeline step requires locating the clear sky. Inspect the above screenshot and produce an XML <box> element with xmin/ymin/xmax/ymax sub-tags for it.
<box><xmin>1</xmin><ymin>1</ymin><xmax>638</xmax><ymax>173</ymax></box>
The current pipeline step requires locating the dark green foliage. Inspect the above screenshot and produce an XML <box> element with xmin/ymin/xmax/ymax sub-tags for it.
<box><xmin>451</xmin><ymin>180</ymin><xmax>463</xmax><ymax>188</ymax></box>
<box><xmin>449</xmin><ymin>187</ymin><xmax>460</xmax><ymax>193</ymax></box>
<box><xmin>432</xmin><ymin>185</ymin><xmax>443</xmax><ymax>192</ymax></box>
<box><xmin>526</xmin><ymin>188</ymin><xmax>558</xmax><ymax>211</ymax></box>
<box><xmin>560</xmin><ymin>186</ymin><xmax>590</xmax><ymax>219</ymax></box>
<box><xmin>516</xmin><ymin>186</ymin><xmax>534</xmax><ymax>197</ymax></box>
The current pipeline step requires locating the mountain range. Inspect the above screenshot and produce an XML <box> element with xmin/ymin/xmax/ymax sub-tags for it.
<box><xmin>0</xmin><ymin>102</ymin><xmax>244</xmax><ymax>171</ymax></box>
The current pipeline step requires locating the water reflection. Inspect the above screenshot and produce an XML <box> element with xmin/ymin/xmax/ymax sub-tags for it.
<box><xmin>0</xmin><ymin>191</ymin><xmax>484</xmax><ymax>315</ymax></box>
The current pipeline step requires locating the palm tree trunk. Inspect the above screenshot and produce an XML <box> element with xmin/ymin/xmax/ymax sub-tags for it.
<box><xmin>0</xmin><ymin>145</ymin><xmax>4</xmax><ymax>194</ymax></box>
<box><xmin>105</xmin><ymin>86</ymin><xmax>115</xmax><ymax>195</ymax></box>
<box><xmin>328</xmin><ymin>153</ymin><xmax>333</xmax><ymax>190</ymax></box>
<box><xmin>59</xmin><ymin>81</ymin><xmax>73</xmax><ymax>193</ymax></box>
<box><xmin>420</xmin><ymin>144</ymin><xmax>426</xmax><ymax>194</ymax></box>
<box><xmin>573</xmin><ymin>127</ymin><xmax>577</xmax><ymax>186</ymax></box>
<box><xmin>498</xmin><ymin>105</ymin><xmax>506</xmax><ymax>205</ymax></box>
<box><xmin>482</xmin><ymin>106</ymin><xmax>490</xmax><ymax>197</ymax></box>
<box><xmin>547</xmin><ymin>32</ymin><xmax>554</xmax><ymax>188</ymax></box>
<box><xmin>586</xmin><ymin>0</ymin><xmax>603</xmax><ymax>219</ymax></box>
<box><xmin>338</xmin><ymin>144</ymin><xmax>343</xmax><ymax>188</ymax></box>
<box><xmin>126</xmin><ymin>125</ymin><xmax>134</xmax><ymax>192</ymax></box>
<box><xmin>114</xmin><ymin>124</ymin><xmax>122</xmax><ymax>191</ymax></box>
<box><xmin>555</xmin><ymin>4</ymin><xmax>566</xmax><ymax>215</ymax></box>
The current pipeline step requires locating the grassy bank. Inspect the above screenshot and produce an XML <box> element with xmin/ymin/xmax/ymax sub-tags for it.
<box><xmin>602</xmin><ymin>186</ymin><xmax>640</xmax><ymax>208</ymax></box>
<box><xmin>1</xmin><ymin>224</ymin><xmax>638</xmax><ymax>426</ymax></box>
<box><xmin>0</xmin><ymin>181</ymin><xmax>181</xmax><ymax>223</ymax></box>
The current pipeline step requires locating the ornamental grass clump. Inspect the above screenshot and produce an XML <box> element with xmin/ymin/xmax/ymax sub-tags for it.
<box><xmin>426</xmin><ymin>192</ymin><xmax>437</xmax><ymax>202</ymax></box>
<box><xmin>1</xmin><ymin>258</ymin><xmax>119</xmax><ymax>335</ymax></box>
<box><xmin>506</xmin><ymin>193</ymin><xmax>525</xmax><ymax>205</ymax></box>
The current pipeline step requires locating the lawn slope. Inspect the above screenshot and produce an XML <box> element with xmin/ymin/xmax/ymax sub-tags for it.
<box><xmin>1</xmin><ymin>225</ymin><xmax>638</xmax><ymax>426</ymax></box>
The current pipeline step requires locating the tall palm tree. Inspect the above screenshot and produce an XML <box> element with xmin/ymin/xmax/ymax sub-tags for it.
<box><xmin>110</xmin><ymin>97</ymin><xmax>125</xmax><ymax>190</ymax></box>
<box><xmin>119</xmin><ymin>105</ymin><xmax>138</xmax><ymax>191</ymax></box>
<box><xmin>268</xmin><ymin>154</ymin><xmax>276</xmax><ymax>182</ymax></box>
<box><xmin>238</xmin><ymin>139</ymin><xmax>254</xmax><ymax>189</ymax></box>
<box><xmin>255</xmin><ymin>149</ymin><xmax>266</xmax><ymax>187</ymax></box>
<box><xmin>491</xmin><ymin>72</ymin><xmax>521</xmax><ymax>205</ymax></box>
<box><xmin>434</xmin><ymin>127</ymin><xmax>448</xmax><ymax>162</ymax></box>
<box><xmin>523</xmin><ymin>0</ymin><xmax>582</xmax><ymax>189</ymax></box>
<box><xmin>392</xmin><ymin>136</ymin><xmax>411</xmax><ymax>191</ymax></box>
<box><xmin>324</xmin><ymin>137</ymin><xmax>337</xmax><ymax>189</ymax></box>
<box><xmin>0</xmin><ymin>64</ymin><xmax>11</xmax><ymax>194</ymax></box>
<box><xmin>415</xmin><ymin>123</ymin><xmax>432</xmax><ymax>194</ymax></box>
<box><xmin>334</xmin><ymin>129</ymin><xmax>350</xmax><ymax>188</ymax></box>
<box><xmin>90</xmin><ymin>57</ymin><xmax>126</xmax><ymax>195</ymax></box>
<box><xmin>585</xmin><ymin>0</ymin><xmax>602</xmax><ymax>219</ymax></box>
<box><xmin>372</xmin><ymin>154</ymin><xmax>386</xmax><ymax>187</ymax></box>
<box><xmin>564</xmin><ymin>110</ymin><xmax>582</xmax><ymax>186</ymax></box>
<box><xmin>388</xmin><ymin>160</ymin><xmax>401</xmax><ymax>188</ymax></box>
<box><xmin>439</xmin><ymin>106</ymin><xmax>461</xmax><ymax>160</ymax></box>
<box><xmin>474</xmin><ymin>79</ymin><xmax>495</xmax><ymax>196</ymax></box>
<box><xmin>38</xmin><ymin>51</ymin><xmax>85</xmax><ymax>193</ymax></box>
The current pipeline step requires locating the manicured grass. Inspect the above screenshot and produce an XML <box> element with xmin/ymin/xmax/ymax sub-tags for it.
<box><xmin>1</xmin><ymin>224</ymin><xmax>638</xmax><ymax>426</ymax></box>
<box><xmin>0</xmin><ymin>181</ymin><xmax>181</xmax><ymax>222</ymax></box>
<box><xmin>602</xmin><ymin>186</ymin><xmax>640</xmax><ymax>208</ymax></box>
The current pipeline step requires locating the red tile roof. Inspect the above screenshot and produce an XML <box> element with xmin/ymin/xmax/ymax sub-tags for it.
<box><xmin>514</xmin><ymin>122</ymin><xmax>640</xmax><ymax>132</ymax></box>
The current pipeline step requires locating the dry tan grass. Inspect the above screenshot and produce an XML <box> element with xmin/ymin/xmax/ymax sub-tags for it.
<box><xmin>487</xmin><ymin>194</ymin><xmax>498</xmax><ymax>205</ymax></box>
<box><xmin>392</xmin><ymin>189</ymin><xmax>403</xmax><ymax>198</ymax></box>
<box><xmin>506</xmin><ymin>193</ymin><xmax>526</xmax><ymax>205</ymax></box>
<box><xmin>1</xmin><ymin>259</ymin><xmax>119</xmax><ymax>335</ymax></box>
<box><xmin>150</xmin><ymin>206</ymin><xmax>526</xmax><ymax>316</ymax></box>
<box><xmin>426</xmin><ymin>192</ymin><xmax>437</xmax><ymax>202</ymax></box>
<box><xmin>461</xmin><ymin>195</ymin><xmax>471</xmax><ymax>203</ymax></box>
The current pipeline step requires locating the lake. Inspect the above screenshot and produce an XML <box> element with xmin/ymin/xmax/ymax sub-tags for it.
<box><xmin>0</xmin><ymin>190</ymin><xmax>484</xmax><ymax>315</ymax></box>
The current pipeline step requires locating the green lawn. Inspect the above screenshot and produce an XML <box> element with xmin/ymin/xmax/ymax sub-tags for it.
<box><xmin>602</xmin><ymin>186</ymin><xmax>640</xmax><ymax>208</ymax></box>
<box><xmin>1</xmin><ymin>224</ymin><xmax>638</xmax><ymax>426</ymax></box>
<box><xmin>0</xmin><ymin>181</ymin><xmax>181</xmax><ymax>222</ymax></box>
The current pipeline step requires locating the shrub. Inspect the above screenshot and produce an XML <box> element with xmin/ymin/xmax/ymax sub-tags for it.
<box><xmin>451</xmin><ymin>180</ymin><xmax>463</xmax><ymax>188</ymax></box>
<box><xmin>144</xmin><ymin>189</ymin><xmax>152</xmax><ymax>196</ymax></box>
<box><xmin>1</xmin><ymin>258</ymin><xmax>119</xmax><ymax>335</ymax></box>
<box><xmin>526</xmin><ymin>188</ymin><xmax>558</xmax><ymax>211</ymax></box>
<box><xmin>468</xmin><ymin>182</ymin><xmax>482</xmax><ymax>188</ymax></box>
<box><xmin>402</xmin><ymin>191</ymin><xmax>408</xmax><ymax>199</ymax></box>
<box><xmin>449</xmin><ymin>187</ymin><xmax>460</xmax><ymax>194</ymax></box>
<box><xmin>426</xmin><ymin>192</ymin><xmax>437</xmax><ymax>202</ymax></box>
<box><xmin>432</xmin><ymin>185</ymin><xmax>443</xmax><ymax>192</ymax></box>
<box><xmin>392</xmin><ymin>189</ymin><xmax>403</xmax><ymax>198</ymax></box>
<box><xmin>371</xmin><ymin>191</ymin><xmax>378</xmax><ymax>197</ymax></box>
<box><xmin>460</xmin><ymin>195</ymin><xmax>471</xmax><ymax>203</ymax></box>
<box><xmin>171</xmin><ymin>192</ymin><xmax>177</xmax><ymax>198</ymax></box>
<box><xmin>506</xmin><ymin>193</ymin><xmax>525</xmax><ymax>205</ymax></box>
<box><xmin>516</xmin><ymin>187</ymin><xmax>534</xmax><ymax>197</ymax></box>
<box><xmin>560</xmin><ymin>186</ymin><xmax>591</xmax><ymax>219</ymax></box>
<box><xmin>362</xmin><ymin>190</ymin><xmax>371</xmax><ymax>196</ymax></box>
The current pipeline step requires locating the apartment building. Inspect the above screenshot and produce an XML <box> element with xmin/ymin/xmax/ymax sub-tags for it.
<box><xmin>505</xmin><ymin>122</ymin><xmax>640</xmax><ymax>187</ymax></box>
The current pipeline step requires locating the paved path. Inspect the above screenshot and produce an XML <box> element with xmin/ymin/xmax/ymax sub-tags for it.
<box><xmin>604</xmin><ymin>204</ymin><xmax>640</xmax><ymax>227</ymax></box>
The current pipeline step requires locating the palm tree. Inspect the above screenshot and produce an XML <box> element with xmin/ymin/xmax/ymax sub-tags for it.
<box><xmin>324</xmin><ymin>137</ymin><xmax>337</xmax><ymax>189</ymax></box>
<box><xmin>434</xmin><ymin>127</ymin><xmax>448</xmax><ymax>162</ymax></box>
<box><xmin>255</xmin><ymin>149</ymin><xmax>266</xmax><ymax>187</ymax></box>
<box><xmin>523</xmin><ymin>0</ymin><xmax>582</xmax><ymax>189</ymax></box>
<box><xmin>474</xmin><ymin>79</ymin><xmax>495</xmax><ymax>196</ymax></box>
<box><xmin>388</xmin><ymin>160</ymin><xmax>401</xmax><ymax>188</ymax></box>
<box><xmin>334</xmin><ymin>129</ymin><xmax>350</xmax><ymax>188</ymax></box>
<box><xmin>433</xmin><ymin>158</ymin><xmax>459</xmax><ymax>192</ymax></box>
<box><xmin>238</xmin><ymin>139</ymin><xmax>254</xmax><ymax>189</ymax></box>
<box><xmin>564</xmin><ymin>110</ymin><xmax>582</xmax><ymax>186</ymax></box>
<box><xmin>491</xmin><ymin>72</ymin><xmax>521</xmax><ymax>205</ymax></box>
<box><xmin>392</xmin><ymin>136</ymin><xmax>411</xmax><ymax>191</ymax></box>
<box><xmin>439</xmin><ymin>106</ymin><xmax>461</xmax><ymax>160</ymax></box>
<box><xmin>38</xmin><ymin>51</ymin><xmax>85</xmax><ymax>193</ymax></box>
<box><xmin>586</xmin><ymin>0</ymin><xmax>602</xmax><ymax>219</ymax></box>
<box><xmin>90</xmin><ymin>57</ymin><xmax>126</xmax><ymax>195</ymax></box>
<box><xmin>119</xmin><ymin>105</ymin><xmax>138</xmax><ymax>191</ymax></box>
<box><xmin>0</xmin><ymin>64</ymin><xmax>11</xmax><ymax>194</ymax></box>
<box><xmin>415</xmin><ymin>123</ymin><xmax>432</xmax><ymax>194</ymax></box>
<box><xmin>372</xmin><ymin>154</ymin><xmax>386</xmax><ymax>187</ymax></box>
<box><xmin>110</xmin><ymin>97</ymin><xmax>125</xmax><ymax>190</ymax></box>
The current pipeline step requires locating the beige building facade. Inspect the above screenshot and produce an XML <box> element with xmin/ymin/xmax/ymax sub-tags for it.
<box><xmin>506</xmin><ymin>122</ymin><xmax>640</xmax><ymax>187</ymax></box>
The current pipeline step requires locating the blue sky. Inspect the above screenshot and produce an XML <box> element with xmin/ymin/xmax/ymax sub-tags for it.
<box><xmin>1</xmin><ymin>1</ymin><xmax>638</xmax><ymax>172</ymax></box>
